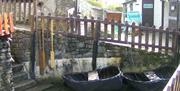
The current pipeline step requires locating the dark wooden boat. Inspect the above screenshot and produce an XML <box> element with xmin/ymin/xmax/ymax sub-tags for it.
<box><xmin>122</xmin><ymin>66</ymin><xmax>176</xmax><ymax>91</ymax></box>
<box><xmin>62</xmin><ymin>66</ymin><xmax>122</xmax><ymax>91</ymax></box>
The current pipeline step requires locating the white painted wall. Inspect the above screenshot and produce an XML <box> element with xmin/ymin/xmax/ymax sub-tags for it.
<box><xmin>125</xmin><ymin>0</ymin><xmax>170</xmax><ymax>28</ymax></box>
<box><xmin>164</xmin><ymin>2</ymin><xmax>169</xmax><ymax>29</ymax></box>
<box><xmin>154</xmin><ymin>0</ymin><xmax>162</xmax><ymax>28</ymax></box>
<box><xmin>154</xmin><ymin>1</ymin><xmax>169</xmax><ymax>29</ymax></box>
<box><xmin>133</xmin><ymin>0</ymin><xmax>142</xmax><ymax>15</ymax></box>
<box><xmin>37</xmin><ymin>0</ymin><xmax>56</xmax><ymax>16</ymax></box>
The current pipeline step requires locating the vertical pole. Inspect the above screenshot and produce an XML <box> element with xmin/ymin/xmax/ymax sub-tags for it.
<box><xmin>30</xmin><ymin>0</ymin><xmax>37</xmax><ymax>77</ymax></box>
<box><xmin>161</xmin><ymin>0</ymin><xmax>165</xmax><ymax>28</ymax></box>
<box><xmin>39</xmin><ymin>13</ymin><xmax>46</xmax><ymax>75</ymax></box>
<box><xmin>28</xmin><ymin>0</ymin><xmax>31</xmax><ymax>24</ymax></box>
<box><xmin>74</xmin><ymin>0</ymin><xmax>78</xmax><ymax>17</ymax></box>
<box><xmin>13</xmin><ymin>0</ymin><xmax>16</xmax><ymax>25</ymax></box>
<box><xmin>49</xmin><ymin>14</ymin><xmax>55</xmax><ymax>69</ymax></box>
<box><xmin>176</xmin><ymin>0</ymin><xmax>180</xmax><ymax>64</ymax></box>
<box><xmin>24</xmin><ymin>0</ymin><xmax>27</xmax><ymax>23</ymax></box>
<box><xmin>177</xmin><ymin>0</ymin><xmax>179</xmax><ymax>30</ymax></box>
<box><xmin>18</xmin><ymin>0</ymin><xmax>21</xmax><ymax>22</ymax></box>
<box><xmin>92</xmin><ymin>18</ymin><xmax>100</xmax><ymax>70</ymax></box>
<box><xmin>33</xmin><ymin>0</ymin><xmax>37</xmax><ymax>16</ymax></box>
<box><xmin>31</xmin><ymin>15</ymin><xmax>36</xmax><ymax>78</ymax></box>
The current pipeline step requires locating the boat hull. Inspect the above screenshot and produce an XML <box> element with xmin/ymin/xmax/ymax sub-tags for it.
<box><xmin>63</xmin><ymin>66</ymin><xmax>122</xmax><ymax>91</ymax></box>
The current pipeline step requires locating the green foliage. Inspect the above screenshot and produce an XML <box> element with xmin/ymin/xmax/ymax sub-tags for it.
<box><xmin>101</xmin><ymin>43</ymin><xmax>173</xmax><ymax>73</ymax></box>
<box><xmin>114</xmin><ymin>7</ymin><xmax>123</xmax><ymax>11</ymax></box>
<box><xmin>86</xmin><ymin>0</ymin><xmax>123</xmax><ymax>12</ymax></box>
<box><xmin>107</xmin><ymin>4</ymin><xmax>123</xmax><ymax>11</ymax></box>
<box><xmin>87</xmin><ymin>0</ymin><xmax>103</xmax><ymax>7</ymax></box>
<box><xmin>121</xmin><ymin>48</ymin><xmax>172</xmax><ymax>72</ymax></box>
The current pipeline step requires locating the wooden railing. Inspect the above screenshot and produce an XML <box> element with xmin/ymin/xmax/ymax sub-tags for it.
<box><xmin>0</xmin><ymin>0</ymin><xmax>36</xmax><ymax>24</ymax></box>
<box><xmin>163</xmin><ymin>65</ymin><xmax>180</xmax><ymax>91</ymax></box>
<box><xmin>32</xmin><ymin>14</ymin><xmax>180</xmax><ymax>54</ymax></box>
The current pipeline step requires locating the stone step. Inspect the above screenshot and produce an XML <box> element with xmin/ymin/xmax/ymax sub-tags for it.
<box><xmin>12</xmin><ymin>63</ymin><xmax>36</xmax><ymax>91</ymax></box>
<box><xmin>12</xmin><ymin>63</ymin><xmax>24</xmax><ymax>68</ymax></box>
<box><xmin>15</xmin><ymin>80</ymin><xmax>36</xmax><ymax>91</ymax></box>
<box><xmin>12</xmin><ymin>63</ymin><xmax>24</xmax><ymax>74</ymax></box>
<box><xmin>13</xmin><ymin>72</ymin><xmax>29</xmax><ymax>83</ymax></box>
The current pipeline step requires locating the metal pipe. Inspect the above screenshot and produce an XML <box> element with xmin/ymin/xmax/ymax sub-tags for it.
<box><xmin>161</xmin><ymin>0</ymin><xmax>165</xmax><ymax>28</ymax></box>
<box><xmin>176</xmin><ymin>0</ymin><xmax>180</xmax><ymax>65</ymax></box>
<box><xmin>177</xmin><ymin>0</ymin><xmax>179</xmax><ymax>30</ymax></box>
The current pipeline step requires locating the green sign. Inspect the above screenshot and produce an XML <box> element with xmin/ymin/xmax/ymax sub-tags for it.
<box><xmin>114</xmin><ymin>25</ymin><xmax>118</xmax><ymax>33</ymax></box>
<box><xmin>143</xmin><ymin>4</ymin><xmax>153</xmax><ymax>9</ymax></box>
<box><xmin>127</xmin><ymin>11</ymin><xmax>142</xmax><ymax>24</ymax></box>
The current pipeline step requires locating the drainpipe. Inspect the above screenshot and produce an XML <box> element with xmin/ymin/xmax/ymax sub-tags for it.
<box><xmin>123</xmin><ymin>4</ymin><xmax>127</xmax><ymax>23</ymax></box>
<box><xmin>177</xmin><ymin>0</ymin><xmax>180</xmax><ymax>64</ymax></box>
<box><xmin>161</xmin><ymin>0</ymin><xmax>165</xmax><ymax>28</ymax></box>
<box><xmin>177</xmin><ymin>0</ymin><xmax>179</xmax><ymax>30</ymax></box>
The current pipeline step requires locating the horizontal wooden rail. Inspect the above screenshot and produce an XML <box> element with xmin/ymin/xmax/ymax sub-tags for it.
<box><xmin>32</xmin><ymin>14</ymin><xmax>180</xmax><ymax>54</ymax></box>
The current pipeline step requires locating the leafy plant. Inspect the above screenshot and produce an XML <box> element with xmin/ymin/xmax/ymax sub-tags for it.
<box><xmin>87</xmin><ymin>0</ymin><xmax>103</xmax><ymax>7</ymax></box>
<box><xmin>106</xmin><ymin>4</ymin><xmax>123</xmax><ymax>11</ymax></box>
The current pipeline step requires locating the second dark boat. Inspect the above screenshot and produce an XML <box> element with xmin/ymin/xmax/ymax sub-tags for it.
<box><xmin>122</xmin><ymin>66</ymin><xmax>176</xmax><ymax>91</ymax></box>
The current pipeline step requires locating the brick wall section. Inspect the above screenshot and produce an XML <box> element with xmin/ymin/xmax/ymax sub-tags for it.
<box><xmin>11</xmin><ymin>30</ymin><xmax>32</xmax><ymax>63</ymax></box>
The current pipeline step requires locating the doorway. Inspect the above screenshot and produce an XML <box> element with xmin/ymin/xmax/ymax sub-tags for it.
<box><xmin>142</xmin><ymin>0</ymin><xmax>154</xmax><ymax>27</ymax></box>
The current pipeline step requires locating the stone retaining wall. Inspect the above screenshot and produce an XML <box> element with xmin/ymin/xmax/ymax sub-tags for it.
<box><xmin>0</xmin><ymin>38</ymin><xmax>14</xmax><ymax>91</ymax></box>
<box><xmin>11</xmin><ymin>30</ymin><xmax>32</xmax><ymax>63</ymax></box>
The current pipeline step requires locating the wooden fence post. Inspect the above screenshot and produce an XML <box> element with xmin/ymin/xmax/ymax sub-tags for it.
<box><xmin>28</xmin><ymin>0</ymin><xmax>32</xmax><ymax>24</ymax></box>
<box><xmin>104</xmin><ymin>18</ymin><xmax>108</xmax><ymax>40</ymax></box>
<box><xmin>138</xmin><ymin>24</ymin><xmax>142</xmax><ymax>49</ymax></box>
<box><xmin>91</xmin><ymin>17</ymin><xmax>94</xmax><ymax>38</ymax></box>
<box><xmin>125</xmin><ymin>21</ymin><xmax>129</xmax><ymax>43</ymax></box>
<box><xmin>176</xmin><ymin>28</ymin><xmax>180</xmax><ymax>64</ymax></box>
<box><xmin>111</xmin><ymin>19</ymin><xmax>115</xmax><ymax>40</ymax></box>
<box><xmin>131</xmin><ymin>22</ymin><xmax>135</xmax><ymax>48</ymax></box>
<box><xmin>152</xmin><ymin>25</ymin><xmax>156</xmax><ymax>52</ymax></box>
<box><xmin>70</xmin><ymin>15</ymin><xmax>74</xmax><ymax>33</ymax></box>
<box><xmin>165</xmin><ymin>28</ymin><xmax>170</xmax><ymax>54</ymax></box>
<box><xmin>18</xmin><ymin>0</ymin><xmax>21</xmax><ymax>22</ymax></box>
<box><xmin>30</xmin><ymin>13</ymin><xmax>35</xmax><ymax>78</ymax></box>
<box><xmin>172</xmin><ymin>29</ymin><xmax>179</xmax><ymax>65</ymax></box>
<box><xmin>159</xmin><ymin>26</ymin><xmax>163</xmax><ymax>52</ymax></box>
<box><xmin>118</xmin><ymin>20</ymin><xmax>122</xmax><ymax>41</ymax></box>
<box><xmin>84</xmin><ymin>16</ymin><xmax>88</xmax><ymax>36</ymax></box>
<box><xmin>23</xmin><ymin>0</ymin><xmax>27</xmax><ymax>23</ymax></box>
<box><xmin>77</xmin><ymin>15</ymin><xmax>81</xmax><ymax>35</ymax></box>
<box><xmin>145</xmin><ymin>26</ymin><xmax>150</xmax><ymax>51</ymax></box>
<box><xmin>33</xmin><ymin>0</ymin><xmax>37</xmax><ymax>15</ymax></box>
<box><xmin>92</xmin><ymin>18</ymin><xmax>100</xmax><ymax>70</ymax></box>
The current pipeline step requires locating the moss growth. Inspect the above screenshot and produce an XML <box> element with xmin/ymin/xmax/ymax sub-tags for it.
<box><xmin>121</xmin><ymin>48</ymin><xmax>172</xmax><ymax>72</ymax></box>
